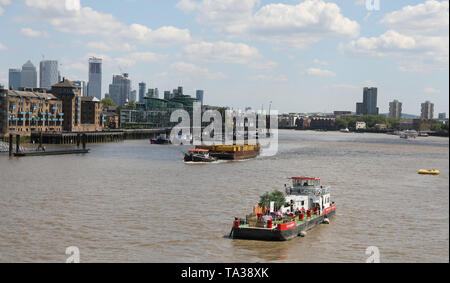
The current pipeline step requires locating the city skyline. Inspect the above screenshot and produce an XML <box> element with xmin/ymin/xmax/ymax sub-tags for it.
<box><xmin>0</xmin><ymin>0</ymin><xmax>448</xmax><ymax>115</ymax></box>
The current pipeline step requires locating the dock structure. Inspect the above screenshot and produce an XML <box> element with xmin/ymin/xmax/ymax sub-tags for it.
<box><xmin>30</xmin><ymin>128</ymin><xmax>170</xmax><ymax>145</ymax></box>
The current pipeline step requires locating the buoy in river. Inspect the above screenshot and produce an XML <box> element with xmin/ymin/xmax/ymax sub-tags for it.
<box><xmin>322</xmin><ymin>218</ymin><xmax>330</xmax><ymax>224</ymax></box>
<box><xmin>299</xmin><ymin>231</ymin><xmax>307</xmax><ymax>237</ymax></box>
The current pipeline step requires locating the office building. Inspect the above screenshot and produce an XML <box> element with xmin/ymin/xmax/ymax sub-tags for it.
<box><xmin>421</xmin><ymin>101</ymin><xmax>434</xmax><ymax>120</ymax></box>
<box><xmin>130</xmin><ymin>90</ymin><xmax>137</xmax><ymax>102</ymax></box>
<box><xmin>21</xmin><ymin>60</ymin><xmax>37</xmax><ymax>89</ymax></box>
<box><xmin>108</xmin><ymin>73</ymin><xmax>131</xmax><ymax>106</ymax></box>
<box><xmin>438</xmin><ymin>113</ymin><xmax>446</xmax><ymax>120</ymax></box>
<box><xmin>8</xmin><ymin>68</ymin><xmax>21</xmax><ymax>90</ymax></box>
<box><xmin>88</xmin><ymin>57</ymin><xmax>102</xmax><ymax>100</ymax></box>
<box><xmin>389</xmin><ymin>100</ymin><xmax>402</xmax><ymax>119</ymax></box>
<box><xmin>39</xmin><ymin>60</ymin><xmax>59</xmax><ymax>90</ymax></box>
<box><xmin>356</xmin><ymin>87</ymin><xmax>378</xmax><ymax>115</ymax></box>
<box><xmin>139</xmin><ymin>82</ymin><xmax>146</xmax><ymax>102</ymax></box>
<box><xmin>196</xmin><ymin>90</ymin><xmax>204</xmax><ymax>104</ymax></box>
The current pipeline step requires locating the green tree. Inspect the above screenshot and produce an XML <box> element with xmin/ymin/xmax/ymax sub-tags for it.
<box><xmin>258</xmin><ymin>190</ymin><xmax>286</xmax><ymax>211</ymax></box>
<box><xmin>101</xmin><ymin>98</ymin><xmax>116</xmax><ymax>108</ymax></box>
<box><xmin>125</xmin><ymin>100</ymin><xmax>136</xmax><ymax>108</ymax></box>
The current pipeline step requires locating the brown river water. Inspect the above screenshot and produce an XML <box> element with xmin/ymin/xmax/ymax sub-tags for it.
<box><xmin>0</xmin><ymin>130</ymin><xmax>448</xmax><ymax>263</ymax></box>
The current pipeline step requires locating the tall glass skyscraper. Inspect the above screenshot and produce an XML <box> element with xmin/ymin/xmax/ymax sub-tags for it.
<box><xmin>21</xmin><ymin>60</ymin><xmax>37</xmax><ymax>89</ymax></box>
<box><xmin>88</xmin><ymin>57</ymin><xmax>102</xmax><ymax>100</ymax></box>
<box><xmin>389</xmin><ymin>100</ymin><xmax>402</xmax><ymax>119</ymax></box>
<box><xmin>363</xmin><ymin>87</ymin><xmax>378</xmax><ymax>115</ymax></box>
<box><xmin>108</xmin><ymin>73</ymin><xmax>131</xmax><ymax>106</ymax></box>
<box><xmin>196</xmin><ymin>90</ymin><xmax>204</xmax><ymax>104</ymax></box>
<box><xmin>8</xmin><ymin>68</ymin><xmax>21</xmax><ymax>90</ymax></box>
<box><xmin>40</xmin><ymin>60</ymin><xmax>59</xmax><ymax>90</ymax></box>
<box><xmin>139</xmin><ymin>82</ymin><xmax>146</xmax><ymax>102</ymax></box>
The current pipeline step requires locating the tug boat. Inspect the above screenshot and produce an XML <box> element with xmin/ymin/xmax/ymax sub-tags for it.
<box><xmin>196</xmin><ymin>144</ymin><xmax>260</xmax><ymax>160</ymax></box>
<box><xmin>231</xmin><ymin>177</ymin><xmax>336</xmax><ymax>241</ymax></box>
<box><xmin>184</xmin><ymin>149</ymin><xmax>217</xmax><ymax>163</ymax></box>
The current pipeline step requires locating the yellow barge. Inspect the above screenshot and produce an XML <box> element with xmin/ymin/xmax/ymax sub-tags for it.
<box><xmin>196</xmin><ymin>144</ymin><xmax>260</xmax><ymax>160</ymax></box>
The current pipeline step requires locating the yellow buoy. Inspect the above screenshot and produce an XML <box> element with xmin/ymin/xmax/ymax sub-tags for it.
<box><xmin>418</xmin><ymin>169</ymin><xmax>440</xmax><ymax>175</ymax></box>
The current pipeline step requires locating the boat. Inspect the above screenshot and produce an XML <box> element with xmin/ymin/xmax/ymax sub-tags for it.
<box><xmin>400</xmin><ymin>130</ymin><xmax>418</xmax><ymax>139</ymax></box>
<box><xmin>196</xmin><ymin>144</ymin><xmax>260</xmax><ymax>160</ymax></box>
<box><xmin>231</xmin><ymin>177</ymin><xmax>336</xmax><ymax>241</ymax></box>
<box><xmin>418</xmin><ymin>132</ymin><xmax>429</xmax><ymax>137</ymax></box>
<box><xmin>418</xmin><ymin>169</ymin><xmax>440</xmax><ymax>175</ymax></box>
<box><xmin>340</xmin><ymin>128</ymin><xmax>350</xmax><ymax>133</ymax></box>
<box><xmin>150</xmin><ymin>134</ymin><xmax>170</xmax><ymax>145</ymax></box>
<box><xmin>184</xmin><ymin>149</ymin><xmax>217</xmax><ymax>163</ymax></box>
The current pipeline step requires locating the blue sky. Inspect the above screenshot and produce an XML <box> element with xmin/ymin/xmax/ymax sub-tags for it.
<box><xmin>0</xmin><ymin>0</ymin><xmax>448</xmax><ymax>115</ymax></box>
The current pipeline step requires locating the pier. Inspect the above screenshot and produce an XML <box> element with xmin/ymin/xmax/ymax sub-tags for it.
<box><xmin>30</xmin><ymin>128</ymin><xmax>171</xmax><ymax>145</ymax></box>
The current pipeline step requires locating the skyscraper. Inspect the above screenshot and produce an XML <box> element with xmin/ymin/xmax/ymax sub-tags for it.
<box><xmin>196</xmin><ymin>90</ymin><xmax>204</xmax><ymax>104</ymax></box>
<box><xmin>421</xmin><ymin>101</ymin><xmax>434</xmax><ymax>120</ymax></box>
<box><xmin>356</xmin><ymin>87</ymin><xmax>378</xmax><ymax>115</ymax></box>
<box><xmin>8</xmin><ymin>68</ymin><xmax>21</xmax><ymax>90</ymax></box>
<box><xmin>130</xmin><ymin>90</ymin><xmax>137</xmax><ymax>102</ymax></box>
<box><xmin>154</xmin><ymin>88</ymin><xmax>159</xmax><ymax>99</ymax></box>
<box><xmin>21</xmin><ymin>60</ymin><xmax>37</xmax><ymax>89</ymax></box>
<box><xmin>88</xmin><ymin>57</ymin><xmax>102</xmax><ymax>100</ymax></box>
<box><xmin>363</xmin><ymin>87</ymin><xmax>378</xmax><ymax>115</ymax></box>
<box><xmin>147</xmin><ymin>88</ymin><xmax>155</xmax><ymax>98</ymax></box>
<box><xmin>108</xmin><ymin>73</ymin><xmax>131</xmax><ymax>106</ymax></box>
<box><xmin>389</xmin><ymin>100</ymin><xmax>402</xmax><ymax>119</ymax></box>
<box><xmin>39</xmin><ymin>60</ymin><xmax>59</xmax><ymax>90</ymax></box>
<box><xmin>139</xmin><ymin>82</ymin><xmax>146</xmax><ymax>102</ymax></box>
<box><xmin>164</xmin><ymin>91</ymin><xmax>171</xmax><ymax>100</ymax></box>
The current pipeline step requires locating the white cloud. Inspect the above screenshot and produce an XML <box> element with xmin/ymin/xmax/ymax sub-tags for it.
<box><xmin>302</xmin><ymin>68</ymin><xmax>336</xmax><ymax>77</ymax></box>
<box><xmin>21</xmin><ymin>27</ymin><xmax>50</xmax><ymax>38</ymax></box>
<box><xmin>170</xmin><ymin>62</ymin><xmax>227</xmax><ymax>80</ymax></box>
<box><xmin>0</xmin><ymin>0</ymin><xmax>11</xmax><ymax>15</ymax></box>
<box><xmin>313</xmin><ymin>59</ymin><xmax>329</xmax><ymax>66</ymax></box>
<box><xmin>0</xmin><ymin>43</ymin><xmax>6</xmax><ymax>51</ymax></box>
<box><xmin>340</xmin><ymin>0</ymin><xmax>449</xmax><ymax>71</ymax></box>
<box><xmin>25</xmin><ymin>0</ymin><xmax>192</xmax><ymax>46</ymax></box>
<box><xmin>250</xmin><ymin>74</ymin><xmax>287</xmax><ymax>82</ymax></box>
<box><xmin>86</xmin><ymin>41</ymin><xmax>136</xmax><ymax>52</ymax></box>
<box><xmin>183</xmin><ymin>41</ymin><xmax>260</xmax><ymax>64</ymax></box>
<box><xmin>177</xmin><ymin>0</ymin><xmax>359</xmax><ymax>49</ymax></box>
<box><xmin>424</xmin><ymin>87</ymin><xmax>441</xmax><ymax>94</ymax></box>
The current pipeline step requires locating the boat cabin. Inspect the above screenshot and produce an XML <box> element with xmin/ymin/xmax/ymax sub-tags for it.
<box><xmin>281</xmin><ymin>177</ymin><xmax>332</xmax><ymax>216</ymax></box>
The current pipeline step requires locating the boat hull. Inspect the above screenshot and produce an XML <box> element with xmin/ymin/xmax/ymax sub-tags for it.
<box><xmin>232</xmin><ymin>210</ymin><xmax>335</xmax><ymax>241</ymax></box>
<box><xmin>184</xmin><ymin>154</ymin><xmax>216</xmax><ymax>163</ymax></box>
<box><xmin>210</xmin><ymin>149</ymin><xmax>259</xmax><ymax>160</ymax></box>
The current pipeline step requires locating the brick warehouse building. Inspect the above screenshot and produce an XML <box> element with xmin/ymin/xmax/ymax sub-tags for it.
<box><xmin>0</xmin><ymin>78</ymin><xmax>104</xmax><ymax>136</ymax></box>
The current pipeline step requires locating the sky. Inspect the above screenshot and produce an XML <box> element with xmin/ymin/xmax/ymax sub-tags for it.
<box><xmin>0</xmin><ymin>0</ymin><xmax>448</xmax><ymax>115</ymax></box>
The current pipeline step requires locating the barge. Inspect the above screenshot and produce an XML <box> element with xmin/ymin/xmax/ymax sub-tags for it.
<box><xmin>196</xmin><ymin>144</ymin><xmax>260</xmax><ymax>160</ymax></box>
<box><xmin>231</xmin><ymin>177</ymin><xmax>336</xmax><ymax>241</ymax></box>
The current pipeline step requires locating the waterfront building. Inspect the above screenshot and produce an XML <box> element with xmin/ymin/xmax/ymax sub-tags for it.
<box><xmin>139</xmin><ymin>82</ymin><xmax>146</xmax><ymax>102</ymax></box>
<box><xmin>120</xmin><ymin>94</ymin><xmax>199</xmax><ymax>129</ymax></box>
<box><xmin>333</xmin><ymin>111</ymin><xmax>352</xmax><ymax>118</ymax></box>
<box><xmin>421</xmin><ymin>101</ymin><xmax>434</xmax><ymax>120</ymax></box>
<box><xmin>0</xmin><ymin>88</ymin><xmax>63</xmax><ymax>135</ymax></box>
<box><xmin>108</xmin><ymin>73</ymin><xmax>131</xmax><ymax>106</ymax></box>
<box><xmin>52</xmin><ymin>78</ymin><xmax>104</xmax><ymax>132</ymax></box>
<box><xmin>39</xmin><ymin>60</ymin><xmax>59</xmax><ymax>90</ymax></box>
<box><xmin>389</xmin><ymin>100</ymin><xmax>402</xmax><ymax>119</ymax></box>
<box><xmin>309</xmin><ymin>117</ymin><xmax>336</xmax><ymax>130</ymax></box>
<box><xmin>81</xmin><ymin>96</ymin><xmax>104</xmax><ymax>128</ymax></box>
<box><xmin>88</xmin><ymin>57</ymin><xmax>102</xmax><ymax>100</ymax></box>
<box><xmin>8</xmin><ymin>69</ymin><xmax>22</xmax><ymax>90</ymax></box>
<box><xmin>21</xmin><ymin>60</ymin><xmax>38</xmax><ymax>89</ymax></box>
<box><xmin>438</xmin><ymin>113</ymin><xmax>446</xmax><ymax>120</ymax></box>
<box><xmin>196</xmin><ymin>90</ymin><xmax>204</xmax><ymax>105</ymax></box>
<box><xmin>356</xmin><ymin>87</ymin><xmax>378</xmax><ymax>115</ymax></box>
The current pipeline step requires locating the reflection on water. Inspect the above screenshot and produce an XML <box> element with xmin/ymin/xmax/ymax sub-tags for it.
<box><xmin>0</xmin><ymin>130</ymin><xmax>448</xmax><ymax>262</ymax></box>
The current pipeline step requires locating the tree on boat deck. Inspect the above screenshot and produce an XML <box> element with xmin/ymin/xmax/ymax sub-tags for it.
<box><xmin>258</xmin><ymin>191</ymin><xmax>286</xmax><ymax>211</ymax></box>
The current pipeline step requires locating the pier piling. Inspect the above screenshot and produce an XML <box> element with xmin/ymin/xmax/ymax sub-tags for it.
<box><xmin>9</xmin><ymin>134</ymin><xmax>13</xmax><ymax>157</ymax></box>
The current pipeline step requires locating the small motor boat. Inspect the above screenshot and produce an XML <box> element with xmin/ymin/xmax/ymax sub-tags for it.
<box><xmin>184</xmin><ymin>149</ymin><xmax>217</xmax><ymax>162</ymax></box>
<box><xmin>150</xmin><ymin>135</ymin><xmax>170</xmax><ymax>145</ymax></box>
<box><xmin>418</xmin><ymin>169</ymin><xmax>440</xmax><ymax>175</ymax></box>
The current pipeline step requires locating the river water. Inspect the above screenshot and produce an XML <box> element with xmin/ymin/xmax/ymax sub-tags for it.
<box><xmin>0</xmin><ymin>130</ymin><xmax>448</xmax><ymax>263</ymax></box>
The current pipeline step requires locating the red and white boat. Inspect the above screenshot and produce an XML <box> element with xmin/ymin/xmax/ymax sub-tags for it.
<box><xmin>231</xmin><ymin>177</ymin><xmax>336</xmax><ymax>241</ymax></box>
